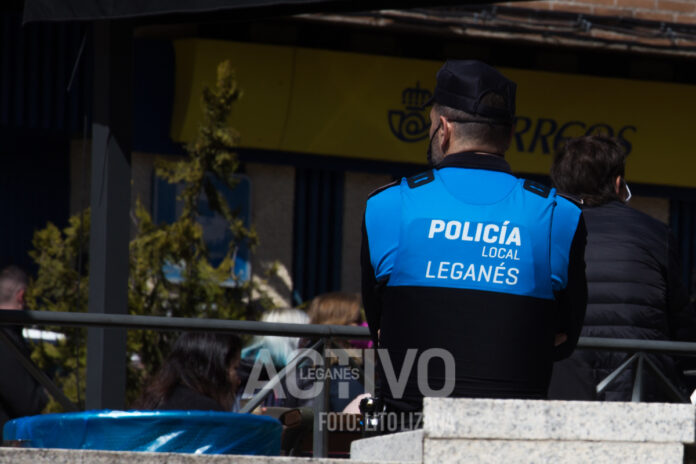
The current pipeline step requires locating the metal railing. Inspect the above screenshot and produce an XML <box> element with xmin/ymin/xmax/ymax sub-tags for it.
<box><xmin>574</xmin><ymin>337</ymin><xmax>696</xmax><ymax>403</ymax></box>
<box><xmin>0</xmin><ymin>310</ymin><xmax>369</xmax><ymax>338</ymax></box>
<box><xmin>2</xmin><ymin>310</ymin><xmax>696</xmax><ymax>455</ymax></box>
<box><xmin>0</xmin><ymin>310</ymin><xmax>370</xmax><ymax>457</ymax></box>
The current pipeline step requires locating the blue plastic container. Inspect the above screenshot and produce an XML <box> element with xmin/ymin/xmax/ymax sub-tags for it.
<box><xmin>3</xmin><ymin>410</ymin><xmax>282</xmax><ymax>455</ymax></box>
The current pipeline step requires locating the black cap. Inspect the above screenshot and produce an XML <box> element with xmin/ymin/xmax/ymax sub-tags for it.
<box><xmin>425</xmin><ymin>60</ymin><xmax>516</xmax><ymax>123</ymax></box>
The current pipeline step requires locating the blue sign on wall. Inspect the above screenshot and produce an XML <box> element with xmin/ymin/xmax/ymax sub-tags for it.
<box><xmin>153</xmin><ymin>174</ymin><xmax>251</xmax><ymax>285</ymax></box>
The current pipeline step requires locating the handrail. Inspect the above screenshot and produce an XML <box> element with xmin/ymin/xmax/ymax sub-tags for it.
<box><xmin>0</xmin><ymin>310</ymin><xmax>371</xmax><ymax>339</ymax></box>
<box><xmin>4</xmin><ymin>311</ymin><xmax>696</xmax><ymax>355</ymax></box>
<box><xmin>577</xmin><ymin>337</ymin><xmax>696</xmax><ymax>357</ymax></box>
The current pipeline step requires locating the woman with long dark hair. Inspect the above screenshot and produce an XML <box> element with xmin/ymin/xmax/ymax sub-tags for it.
<box><xmin>135</xmin><ymin>332</ymin><xmax>242</xmax><ymax>411</ymax></box>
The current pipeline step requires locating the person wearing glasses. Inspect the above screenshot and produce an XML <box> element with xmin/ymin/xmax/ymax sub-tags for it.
<box><xmin>548</xmin><ymin>135</ymin><xmax>696</xmax><ymax>402</ymax></box>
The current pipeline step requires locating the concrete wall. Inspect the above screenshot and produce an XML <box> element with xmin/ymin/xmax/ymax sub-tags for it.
<box><xmin>246</xmin><ymin>163</ymin><xmax>295</xmax><ymax>307</ymax></box>
<box><xmin>341</xmin><ymin>172</ymin><xmax>393</xmax><ymax>294</ymax></box>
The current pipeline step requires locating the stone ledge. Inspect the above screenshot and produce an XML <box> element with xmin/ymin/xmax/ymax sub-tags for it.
<box><xmin>350</xmin><ymin>430</ymin><xmax>423</xmax><ymax>462</ymax></box>
<box><xmin>0</xmin><ymin>448</ymin><xmax>393</xmax><ymax>464</ymax></box>
<box><xmin>423</xmin><ymin>398</ymin><xmax>695</xmax><ymax>443</ymax></box>
<box><xmin>424</xmin><ymin>439</ymin><xmax>684</xmax><ymax>464</ymax></box>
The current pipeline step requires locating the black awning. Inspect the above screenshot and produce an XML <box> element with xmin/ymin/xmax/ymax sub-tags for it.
<box><xmin>23</xmin><ymin>0</ymin><xmax>507</xmax><ymax>23</ymax></box>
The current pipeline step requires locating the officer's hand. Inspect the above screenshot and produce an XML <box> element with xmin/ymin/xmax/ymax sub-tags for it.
<box><xmin>554</xmin><ymin>333</ymin><xmax>567</xmax><ymax>346</ymax></box>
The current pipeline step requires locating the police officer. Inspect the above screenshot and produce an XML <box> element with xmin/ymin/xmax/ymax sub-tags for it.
<box><xmin>361</xmin><ymin>60</ymin><xmax>587</xmax><ymax>421</ymax></box>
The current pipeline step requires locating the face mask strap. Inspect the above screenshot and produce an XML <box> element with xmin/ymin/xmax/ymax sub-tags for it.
<box><xmin>426</xmin><ymin>121</ymin><xmax>443</xmax><ymax>167</ymax></box>
<box><xmin>448</xmin><ymin>118</ymin><xmax>513</xmax><ymax>127</ymax></box>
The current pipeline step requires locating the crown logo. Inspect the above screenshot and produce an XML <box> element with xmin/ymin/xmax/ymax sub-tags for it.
<box><xmin>388</xmin><ymin>81</ymin><xmax>432</xmax><ymax>143</ymax></box>
<box><xmin>402</xmin><ymin>81</ymin><xmax>432</xmax><ymax>111</ymax></box>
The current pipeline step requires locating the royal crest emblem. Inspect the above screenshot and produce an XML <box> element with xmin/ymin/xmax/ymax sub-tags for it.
<box><xmin>388</xmin><ymin>82</ymin><xmax>432</xmax><ymax>143</ymax></box>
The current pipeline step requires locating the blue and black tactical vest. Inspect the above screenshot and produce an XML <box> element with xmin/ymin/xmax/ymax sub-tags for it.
<box><xmin>363</xmin><ymin>154</ymin><xmax>582</xmax><ymax>411</ymax></box>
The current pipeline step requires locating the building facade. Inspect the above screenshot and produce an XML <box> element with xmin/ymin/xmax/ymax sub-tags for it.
<box><xmin>3</xmin><ymin>0</ymin><xmax>696</xmax><ymax>307</ymax></box>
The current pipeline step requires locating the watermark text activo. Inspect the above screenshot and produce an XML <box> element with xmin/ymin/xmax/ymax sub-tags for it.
<box><xmin>242</xmin><ymin>347</ymin><xmax>455</xmax><ymax>401</ymax></box>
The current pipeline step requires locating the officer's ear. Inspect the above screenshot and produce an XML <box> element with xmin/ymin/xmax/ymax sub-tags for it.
<box><xmin>439</xmin><ymin>115</ymin><xmax>452</xmax><ymax>154</ymax></box>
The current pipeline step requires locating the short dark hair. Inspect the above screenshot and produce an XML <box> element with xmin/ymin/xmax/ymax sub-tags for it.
<box><xmin>0</xmin><ymin>265</ymin><xmax>28</xmax><ymax>305</ymax></box>
<box><xmin>135</xmin><ymin>332</ymin><xmax>242</xmax><ymax>410</ymax></box>
<box><xmin>433</xmin><ymin>91</ymin><xmax>513</xmax><ymax>154</ymax></box>
<box><xmin>550</xmin><ymin>136</ymin><xmax>627</xmax><ymax>207</ymax></box>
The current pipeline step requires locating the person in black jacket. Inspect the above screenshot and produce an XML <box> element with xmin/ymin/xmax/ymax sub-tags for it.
<box><xmin>135</xmin><ymin>332</ymin><xmax>242</xmax><ymax>411</ymax></box>
<box><xmin>0</xmin><ymin>266</ymin><xmax>48</xmax><ymax>431</ymax></box>
<box><xmin>547</xmin><ymin>135</ymin><xmax>696</xmax><ymax>401</ymax></box>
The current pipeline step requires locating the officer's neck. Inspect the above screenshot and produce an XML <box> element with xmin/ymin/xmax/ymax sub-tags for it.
<box><xmin>444</xmin><ymin>140</ymin><xmax>505</xmax><ymax>158</ymax></box>
<box><xmin>444</xmin><ymin>148</ymin><xmax>505</xmax><ymax>158</ymax></box>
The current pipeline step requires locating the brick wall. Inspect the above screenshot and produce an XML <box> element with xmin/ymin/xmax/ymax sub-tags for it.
<box><xmin>503</xmin><ymin>0</ymin><xmax>696</xmax><ymax>25</ymax></box>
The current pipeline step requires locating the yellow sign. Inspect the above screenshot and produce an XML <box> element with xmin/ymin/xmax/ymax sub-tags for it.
<box><xmin>171</xmin><ymin>39</ymin><xmax>696</xmax><ymax>188</ymax></box>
